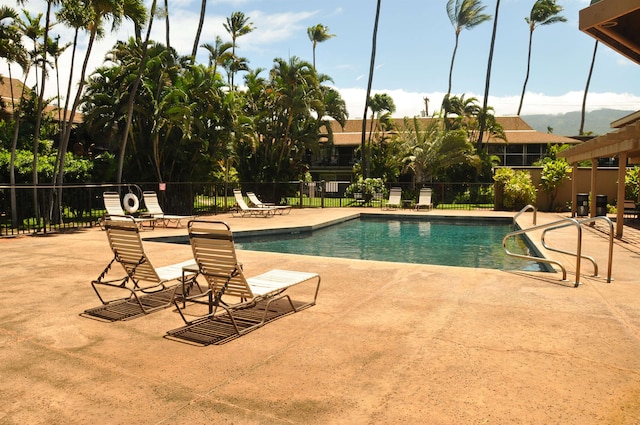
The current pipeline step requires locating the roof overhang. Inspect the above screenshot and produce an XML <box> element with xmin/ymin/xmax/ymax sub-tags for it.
<box><xmin>579</xmin><ymin>0</ymin><xmax>640</xmax><ymax>65</ymax></box>
<box><xmin>560</xmin><ymin>120</ymin><xmax>640</xmax><ymax>163</ymax></box>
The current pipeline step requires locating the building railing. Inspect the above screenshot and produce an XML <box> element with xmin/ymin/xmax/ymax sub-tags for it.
<box><xmin>0</xmin><ymin>181</ymin><xmax>495</xmax><ymax>236</ymax></box>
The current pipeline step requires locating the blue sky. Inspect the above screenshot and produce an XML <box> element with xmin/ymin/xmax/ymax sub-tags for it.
<box><xmin>2</xmin><ymin>0</ymin><xmax>640</xmax><ymax>118</ymax></box>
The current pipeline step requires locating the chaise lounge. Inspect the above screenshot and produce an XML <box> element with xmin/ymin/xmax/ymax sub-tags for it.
<box><xmin>168</xmin><ymin>220</ymin><xmax>321</xmax><ymax>343</ymax></box>
<box><xmin>415</xmin><ymin>187</ymin><xmax>433</xmax><ymax>211</ymax></box>
<box><xmin>102</xmin><ymin>192</ymin><xmax>156</xmax><ymax>229</ymax></box>
<box><xmin>231</xmin><ymin>189</ymin><xmax>277</xmax><ymax>217</ymax></box>
<box><xmin>246</xmin><ymin>191</ymin><xmax>292</xmax><ymax>214</ymax></box>
<box><xmin>85</xmin><ymin>215</ymin><xmax>198</xmax><ymax>320</ymax></box>
<box><xmin>142</xmin><ymin>191</ymin><xmax>195</xmax><ymax>227</ymax></box>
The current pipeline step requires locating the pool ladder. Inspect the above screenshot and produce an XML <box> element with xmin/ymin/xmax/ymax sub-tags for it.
<box><xmin>503</xmin><ymin>205</ymin><xmax>614</xmax><ymax>287</ymax></box>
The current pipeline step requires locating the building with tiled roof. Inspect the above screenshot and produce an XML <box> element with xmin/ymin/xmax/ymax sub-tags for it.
<box><xmin>312</xmin><ymin>116</ymin><xmax>580</xmax><ymax>180</ymax></box>
<box><xmin>0</xmin><ymin>76</ymin><xmax>82</xmax><ymax>124</ymax></box>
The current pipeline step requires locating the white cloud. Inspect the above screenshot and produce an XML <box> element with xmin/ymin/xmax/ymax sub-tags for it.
<box><xmin>336</xmin><ymin>87</ymin><xmax>640</xmax><ymax>119</ymax></box>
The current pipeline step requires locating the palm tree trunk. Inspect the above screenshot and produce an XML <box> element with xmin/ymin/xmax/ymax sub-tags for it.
<box><xmin>164</xmin><ymin>0</ymin><xmax>170</xmax><ymax>49</ymax></box>
<box><xmin>191</xmin><ymin>0</ymin><xmax>206</xmax><ymax>59</ymax></box>
<box><xmin>517</xmin><ymin>28</ymin><xmax>534</xmax><ymax>115</ymax></box>
<box><xmin>31</xmin><ymin>0</ymin><xmax>53</xmax><ymax>230</ymax></box>
<box><xmin>478</xmin><ymin>0</ymin><xmax>501</xmax><ymax>150</ymax></box>
<box><xmin>447</xmin><ymin>32</ymin><xmax>460</xmax><ymax>98</ymax></box>
<box><xmin>118</xmin><ymin>0</ymin><xmax>158</xmax><ymax>183</ymax></box>
<box><xmin>361</xmin><ymin>0</ymin><xmax>381</xmax><ymax>179</ymax></box>
<box><xmin>580</xmin><ymin>41</ymin><xmax>598</xmax><ymax>135</ymax></box>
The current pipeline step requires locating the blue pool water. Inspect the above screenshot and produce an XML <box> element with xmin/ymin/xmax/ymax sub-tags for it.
<box><xmin>234</xmin><ymin>218</ymin><xmax>545</xmax><ymax>271</ymax></box>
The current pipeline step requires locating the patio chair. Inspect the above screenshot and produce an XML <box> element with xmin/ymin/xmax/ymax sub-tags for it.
<box><xmin>171</xmin><ymin>220</ymin><xmax>321</xmax><ymax>338</ymax></box>
<box><xmin>86</xmin><ymin>215</ymin><xmax>198</xmax><ymax>319</ymax></box>
<box><xmin>383</xmin><ymin>187</ymin><xmax>403</xmax><ymax>210</ymax></box>
<box><xmin>231</xmin><ymin>189</ymin><xmax>276</xmax><ymax>217</ymax></box>
<box><xmin>142</xmin><ymin>191</ymin><xmax>195</xmax><ymax>227</ymax></box>
<box><xmin>102</xmin><ymin>192</ymin><xmax>155</xmax><ymax>229</ymax></box>
<box><xmin>247</xmin><ymin>191</ymin><xmax>291</xmax><ymax>214</ymax></box>
<box><xmin>415</xmin><ymin>187</ymin><xmax>433</xmax><ymax>211</ymax></box>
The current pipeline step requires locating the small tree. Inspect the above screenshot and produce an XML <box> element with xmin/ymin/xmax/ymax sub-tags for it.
<box><xmin>493</xmin><ymin>168</ymin><xmax>537</xmax><ymax>210</ymax></box>
<box><xmin>626</xmin><ymin>166</ymin><xmax>639</xmax><ymax>201</ymax></box>
<box><xmin>540</xmin><ymin>158</ymin><xmax>571</xmax><ymax>211</ymax></box>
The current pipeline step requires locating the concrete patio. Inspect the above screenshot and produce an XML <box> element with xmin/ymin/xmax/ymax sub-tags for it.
<box><xmin>1</xmin><ymin>208</ymin><xmax>640</xmax><ymax>424</ymax></box>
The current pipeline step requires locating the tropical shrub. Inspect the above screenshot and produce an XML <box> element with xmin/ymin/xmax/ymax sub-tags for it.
<box><xmin>345</xmin><ymin>177</ymin><xmax>387</xmax><ymax>200</ymax></box>
<box><xmin>626</xmin><ymin>166</ymin><xmax>639</xmax><ymax>201</ymax></box>
<box><xmin>493</xmin><ymin>168</ymin><xmax>537</xmax><ymax>210</ymax></box>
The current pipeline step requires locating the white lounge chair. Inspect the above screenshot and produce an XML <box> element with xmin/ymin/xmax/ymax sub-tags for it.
<box><xmin>142</xmin><ymin>191</ymin><xmax>195</xmax><ymax>227</ymax></box>
<box><xmin>86</xmin><ymin>215</ymin><xmax>198</xmax><ymax>319</ymax></box>
<box><xmin>246</xmin><ymin>191</ymin><xmax>291</xmax><ymax>214</ymax></box>
<box><xmin>415</xmin><ymin>187</ymin><xmax>433</xmax><ymax>211</ymax></box>
<box><xmin>231</xmin><ymin>189</ymin><xmax>276</xmax><ymax>217</ymax></box>
<box><xmin>383</xmin><ymin>187</ymin><xmax>403</xmax><ymax>210</ymax></box>
<box><xmin>102</xmin><ymin>192</ymin><xmax>155</xmax><ymax>229</ymax></box>
<box><xmin>170</xmin><ymin>220</ymin><xmax>320</xmax><ymax>339</ymax></box>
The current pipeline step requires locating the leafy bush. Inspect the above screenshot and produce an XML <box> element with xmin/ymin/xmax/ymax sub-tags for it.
<box><xmin>494</xmin><ymin>168</ymin><xmax>537</xmax><ymax>210</ymax></box>
<box><xmin>345</xmin><ymin>177</ymin><xmax>387</xmax><ymax>199</ymax></box>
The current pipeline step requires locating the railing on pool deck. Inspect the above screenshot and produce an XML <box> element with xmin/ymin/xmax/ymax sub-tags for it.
<box><xmin>512</xmin><ymin>204</ymin><xmax>537</xmax><ymax>228</ymax></box>
<box><xmin>503</xmin><ymin>215</ymin><xmax>614</xmax><ymax>287</ymax></box>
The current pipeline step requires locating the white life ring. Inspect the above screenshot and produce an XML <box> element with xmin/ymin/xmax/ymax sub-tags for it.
<box><xmin>123</xmin><ymin>193</ymin><xmax>139</xmax><ymax>213</ymax></box>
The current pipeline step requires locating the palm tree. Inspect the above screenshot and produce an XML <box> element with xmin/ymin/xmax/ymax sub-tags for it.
<box><xmin>361</xmin><ymin>0</ymin><xmax>382</xmax><ymax>179</ymax></box>
<box><xmin>516</xmin><ymin>0</ymin><xmax>566</xmax><ymax>115</ymax></box>
<box><xmin>56</xmin><ymin>0</ymin><xmax>146</xmax><ymax>186</ymax></box>
<box><xmin>0</xmin><ymin>5</ymin><xmax>27</xmax><ymax>229</ymax></box>
<box><xmin>445</xmin><ymin>0</ymin><xmax>491</xmax><ymax>99</ymax></box>
<box><xmin>223</xmin><ymin>11</ymin><xmax>255</xmax><ymax>89</ymax></box>
<box><xmin>201</xmin><ymin>36</ymin><xmax>232</xmax><ymax>76</ymax></box>
<box><xmin>55</xmin><ymin>0</ymin><xmax>95</xmax><ymax>151</ymax></box>
<box><xmin>477</xmin><ymin>0</ymin><xmax>501</xmax><ymax>150</ymax></box>
<box><xmin>307</xmin><ymin>24</ymin><xmax>335</xmax><ymax>69</ymax></box>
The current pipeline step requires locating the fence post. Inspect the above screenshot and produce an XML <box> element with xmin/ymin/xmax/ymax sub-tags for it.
<box><xmin>320</xmin><ymin>180</ymin><xmax>325</xmax><ymax>208</ymax></box>
<box><xmin>299</xmin><ymin>180</ymin><xmax>304</xmax><ymax>208</ymax></box>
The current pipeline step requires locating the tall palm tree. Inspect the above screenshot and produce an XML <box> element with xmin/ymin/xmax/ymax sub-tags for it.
<box><xmin>445</xmin><ymin>0</ymin><xmax>491</xmax><ymax>99</ymax></box>
<box><xmin>56</xmin><ymin>0</ymin><xmax>146</xmax><ymax>186</ymax></box>
<box><xmin>0</xmin><ymin>5</ymin><xmax>27</xmax><ymax>229</ymax></box>
<box><xmin>477</xmin><ymin>0</ymin><xmax>500</xmax><ymax>150</ymax></box>
<box><xmin>118</xmin><ymin>0</ymin><xmax>157</xmax><ymax>183</ymax></box>
<box><xmin>223</xmin><ymin>11</ymin><xmax>255</xmax><ymax>89</ymax></box>
<box><xmin>361</xmin><ymin>0</ymin><xmax>382</xmax><ymax>179</ymax></box>
<box><xmin>366</xmin><ymin>93</ymin><xmax>395</xmax><ymax>178</ymax></box>
<box><xmin>307</xmin><ymin>23</ymin><xmax>335</xmax><ymax>69</ymax></box>
<box><xmin>201</xmin><ymin>36</ymin><xmax>232</xmax><ymax>76</ymax></box>
<box><xmin>516</xmin><ymin>0</ymin><xmax>566</xmax><ymax>115</ymax></box>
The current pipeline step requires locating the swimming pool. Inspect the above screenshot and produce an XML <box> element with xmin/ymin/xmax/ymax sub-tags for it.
<box><xmin>233</xmin><ymin>217</ymin><xmax>546</xmax><ymax>271</ymax></box>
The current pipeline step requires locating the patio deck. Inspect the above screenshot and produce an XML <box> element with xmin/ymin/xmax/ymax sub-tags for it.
<box><xmin>1</xmin><ymin>208</ymin><xmax>640</xmax><ymax>424</ymax></box>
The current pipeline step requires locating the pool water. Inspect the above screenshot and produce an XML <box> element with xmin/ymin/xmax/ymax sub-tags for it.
<box><xmin>234</xmin><ymin>218</ymin><xmax>545</xmax><ymax>271</ymax></box>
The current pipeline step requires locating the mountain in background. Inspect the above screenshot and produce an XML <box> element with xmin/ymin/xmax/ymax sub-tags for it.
<box><xmin>521</xmin><ymin>109</ymin><xmax>635</xmax><ymax>137</ymax></box>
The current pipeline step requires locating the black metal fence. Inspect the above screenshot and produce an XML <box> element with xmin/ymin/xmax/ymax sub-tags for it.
<box><xmin>0</xmin><ymin>181</ymin><xmax>495</xmax><ymax>236</ymax></box>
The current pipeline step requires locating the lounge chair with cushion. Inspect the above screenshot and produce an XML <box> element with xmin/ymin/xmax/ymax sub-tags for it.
<box><xmin>171</xmin><ymin>220</ymin><xmax>321</xmax><ymax>338</ymax></box>
<box><xmin>86</xmin><ymin>215</ymin><xmax>198</xmax><ymax>319</ymax></box>
<box><xmin>247</xmin><ymin>191</ymin><xmax>292</xmax><ymax>214</ymax></box>
<box><xmin>383</xmin><ymin>187</ymin><xmax>403</xmax><ymax>210</ymax></box>
<box><xmin>415</xmin><ymin>187</ymin><xmax>433</xmax><ymax>211</ymax></box>
<box><xmin>231</xmin><ymin>189</ymin><xmax>276</xmax><ymax>217</ymax></box>
<box><xmin>102</xmin><ymin>192</ymin><xmax>156</xmax><ymax>229</ymax></box>
<box><xmin>142</xmin><ymin>191</ymin><xmax>195</xmax><ymax>227</ymax></box>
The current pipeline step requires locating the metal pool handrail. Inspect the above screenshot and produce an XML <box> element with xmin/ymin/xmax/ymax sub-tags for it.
<box><xmin>503</xmin><ymin>218</ymin><xmax>574</xmax><ymax>285</ymax></box>
<box><xmin>541</xmin><ymin>216</ymin><xmax>613</xmax><ymax>284</ymax></box>
<box><xmin>513</xmin><ymin>204</ymin><xmax>537</xmax><ymax>228</ymax></box>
